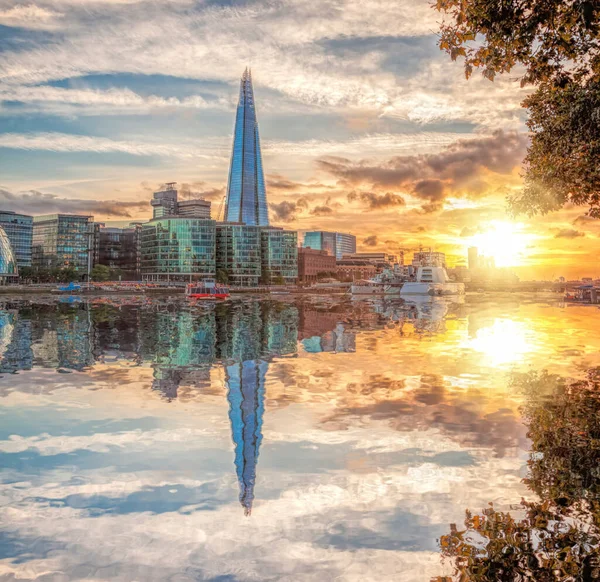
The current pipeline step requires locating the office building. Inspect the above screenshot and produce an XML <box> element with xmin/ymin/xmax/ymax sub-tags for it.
<box><xmin>0</xmin><ymin>226</ymin><xmax>18</xmax><ymax>281</ymax></box>
<box><xmin>224</xmin><ymin>68</ymin><xmax>269</xmax><ymax>226</ymax></box>
<box><xmin>216</xmin><ymin>223</ymin><xmax>261</xmax><ymax>287</ymax></box>
<box><xmin>177</xmin><ymin>199</ymin><xmax>211</xmax><ymax>218</ymax></box>
<box><xmin>412</xmin><ymin>250</ymin><xmax>446</xmax><ymax>268</ymax></box>
<box><xmin>93</xmin><ymin>225</ymin><xmax>140</xmax><ymax>279</ymax></box>
<box><xmin>297</xmin><ymin>247</ymin><xmax>336</xmax><ymax>283</ymax></box>
<box><xmin>302</xmin><ymin>231</ymin><xmax>356</xmax><ymax>260</ymax></box>
<box><xmin>152</xmin><ymin>183</ymin><xmax>211</xmax><ymax>219</ymax></box>
<box><xmin>336</xmin><ymin>232</ymin><xmax>357</xmax><ymax>260</ymax></box>
<box><xmin>140</xmin><ymin>218</ymin><xmax>216</xmax><ymax>281</ymax></box>
<box><xmin>260</xmin><ymin>227</ymin><xmax>297</xmax><ymax>284</ymax></box>
<box><xmin>342</xmin><ymin>252</ymin><xmax>399</xmax><ymax>265</ymax></box>
<box><xmin>336</xmin><ymin>259</ymin><xmax>377</xmax><ymax>281</ymax></box>
<box><xmin>0</xmin><ymin>211</ymin><xmax>33</xmax><ymax>268</ymax></box>
<box><xmin>151</xmin><ymin>183</ymin><xmax>179</xmax><ymax>219</ymax></box>
<box><xmin>32</xmin><ymin>214</ymin><xmax>93</xmax><ymax>272</ymax></box>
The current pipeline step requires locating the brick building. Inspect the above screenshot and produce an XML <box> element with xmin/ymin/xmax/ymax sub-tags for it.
<box><xmin>298</xmin><ymin>247</ymin><xmax>336</xmax><ymax>283</ymax></box>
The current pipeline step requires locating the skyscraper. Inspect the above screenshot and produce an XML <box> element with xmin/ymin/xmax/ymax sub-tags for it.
<box><xmin>302</xmin><ymin>231</ymin><xmax>356</xmax><ymax>260</ymax></box>
<box><xmin>225</xmin><ymin>69</ymin><xmax>269</xmax><ymax>226</ymax></box>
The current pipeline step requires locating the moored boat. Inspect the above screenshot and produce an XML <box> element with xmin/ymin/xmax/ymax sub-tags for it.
<box><xmin>186</xmin><ymin>280</ymin><xmax>230</xmax><ymax>300</ymax></box>
<box><xmin>400</xmin><ymin>266</ymin><xmax>464</xmax><ymax>296</ymax></box>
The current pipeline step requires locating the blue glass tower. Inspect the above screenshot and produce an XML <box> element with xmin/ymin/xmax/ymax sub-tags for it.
<box><xmin>225</xmin><ymin>68</ymin><xmax>270</xmax><ymax>226</ymax></box>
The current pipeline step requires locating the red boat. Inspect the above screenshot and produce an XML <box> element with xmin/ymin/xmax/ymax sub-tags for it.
<box><xmin>186</xmin><ymin>280</ymin><xmax>230</xmax><ymax>300</ymax></box>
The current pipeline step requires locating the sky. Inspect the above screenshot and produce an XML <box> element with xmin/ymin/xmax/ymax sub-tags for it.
<box><xmin>0</xmin><ymin>0</ymin><xmax>598</xmax><ymax>279</ymax></box>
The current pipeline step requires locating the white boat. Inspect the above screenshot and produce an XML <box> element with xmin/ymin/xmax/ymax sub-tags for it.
<box><xmin>400</xmin><ymin>266</ymin><xmax>464</xmax><ymax>296</ymax></box>
<box><xmin>350</xmin><ymin>268</ymin><xmax>405</xmax><ymax>296</ymax></box>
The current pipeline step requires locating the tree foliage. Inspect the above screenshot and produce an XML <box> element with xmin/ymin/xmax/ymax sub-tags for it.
<box><xmin>91</xmin><ymin>264</ymin><xmax>111</xmax><ymax>282</ymax></box>
<box><xmin>432</xmin><ymin>369</ymin><xmax>600</xmax><ymax>581</ymax></box>
<box><xmin>436</xmin><ymin>0</ymin><xmax>600</xmax><ymax>215</ymax></box>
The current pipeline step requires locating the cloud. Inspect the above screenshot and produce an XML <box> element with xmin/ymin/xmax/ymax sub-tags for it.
<box><xmin>0</xmin><ymin>132</ymin><xmax>222</xmax><ymax>159</ymax></box>
<box><xmin>0</xmin><ymin>189</ymin><xmax>147</xmax><ymax>218</ymax></box>
<box><xmin>459</xmin><ymin>226</ymin><xmax>483</xmax><ymax>237</ymax></box>
<box><xmin>413</xmin><ymin>179</ymin><xmax>445</xmax><ymax>201</ymax></box>
<box><xmin>363</xmin><ymin>235</ymin><xmax>378</xmax><ymax>247</ymax></box>
<box><xmin>573</xmin><ymin>215</ymin><xmax>599</xmax><ymax>226</ymax></box>
<box><xmin>319</xmin><ymin>131</ymin><xmax>527</xmax><ymax>207</ymax></box>
<box><xmin>554</xmin><ymin>229</ymin><xmax>585</xmax><ymax>239</ymax></box>
<box><xmin>310</xmin><ymin>205</ymin><xmax>334</xmax><ymax>216</ymax></box>
<box><xmin>269</xmin><ymin>200</ymin><xmax>299</xmax><ymax>223</ymax></box>
<box><xmin>347</xmin><ymin>191</ymin><xmax>405</xmax><ymax>210</ymax></box>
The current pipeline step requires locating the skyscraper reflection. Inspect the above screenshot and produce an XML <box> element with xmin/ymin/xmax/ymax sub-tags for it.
<box><xmin>226</xmin><ymin>360</ymin><xmax>267</xmax><ymax>516</ymax></box>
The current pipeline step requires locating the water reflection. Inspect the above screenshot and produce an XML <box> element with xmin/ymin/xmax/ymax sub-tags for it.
<box><xmin>433</xmin><ymin>368</ymin><xmax>600</xmax><ymax>581</ymax></box>
<box><xmin>1</xmin><ymin>295</ymin><xmax>599</xmax><ymax>581</ymax></box>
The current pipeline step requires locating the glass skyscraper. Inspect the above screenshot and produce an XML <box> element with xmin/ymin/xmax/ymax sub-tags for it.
<box><xmin>0</xmin><ymin>211</ymin><xmax>33</xmax><ymax>268</ymax></box>
<box><xmin>302</xmin><ymin>231</ymin><xmax>356</xmax><ymax>260</ymax></box>
<box><xmin>225</xmin><ymin>69</ymin><xmax>269</xmax><ymax>226</ymax></box>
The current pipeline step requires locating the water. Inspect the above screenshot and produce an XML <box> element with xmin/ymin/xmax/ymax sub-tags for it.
<box><xmin>0</xmin><ymin>294</ymin><xmax>599</xmax><ymax>581</ymax></box>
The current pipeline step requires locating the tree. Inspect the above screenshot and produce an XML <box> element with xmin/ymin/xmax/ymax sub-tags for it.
<box><xmin>216</xmin><ymin>269</ymin><xmax>229</xmax><ymax>284</ymax></box>
<box><xmin>432</xmin><ymin>369</ymin><xmax>600</xmax><ymax>581</ymax></box>
<box><xmin>435</xmin><ymin>0</ymin><xmax>600</xmax><ymax>216</ymax></box>
<box><xmin>91</xmin><ymin>264</ymin><xmax>111</xmax><ymax>282</ymax></box>
<box><xmin>272</xmin><ymin>275</ymin><xmax>285</xmax><ymax>286</ymax></box>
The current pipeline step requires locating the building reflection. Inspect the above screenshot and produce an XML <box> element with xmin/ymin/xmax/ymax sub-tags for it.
<box><xmin>226</xmin><ymin>360</ymin><xmax>267</xmax><ymax>516</ymax></box>
<box><xmin>0</xmin><ymin>296</ymin><xmax>466</xmax><ymax>515</ymax></box>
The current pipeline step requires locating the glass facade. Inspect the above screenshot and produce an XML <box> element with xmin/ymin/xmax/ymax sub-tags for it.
<box><xmin>216</xmin><ymin>224</ymin><xmax>261</xmax><ymax>287</ymax></box>
<box><xmin>302</xmin><ymin>230</ymin><xmax>356</xmax><ymax>260</ymax></box>
<box><xmin>0</xmin><ymin>226</ymin><xmax>18</xmax><ymax>279</ymax></box>
<box><xmin>32</xmin><ymin>214</ymin><xmax>92</xmax><ymax>272</ymax></box>
<box><xmin>225</xmin><ymin>69</ymin><xmax>270</xmax><ymax>226</ymax></box>
<box><xmin>335</xmin><ymin>232</ymin><xmax>357</xmax><ymax>260</ymax></box>
<box><xmin>140</xmin><ymin>218</ymin><xmax>216</xmax><ymax>281</ymax></box>
<box><xmin>260</xmin><ymin>227</ymin><xmax>298</xmax><ymax>284</ymax></box>
<box><xmin>0</xmin><ymin>211</ymin><xmax>33</xmax><ymax>268</ymax></box>
<box><xmin>94</xmin><ymin>226</ymin><xmax>139</xmax><ymax>278</ymax></box>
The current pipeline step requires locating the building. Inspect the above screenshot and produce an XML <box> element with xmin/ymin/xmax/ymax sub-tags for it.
<box><xmin>177</xmin><ymin>199</ymin><xmax>211</xmax><ymax>218</ymax></box>
<box><xmin>0</xmin><ymin>226</ymin><xmax>18</xmax><ymax>282</ymax></box>
<box><xmin>216</xmin><ymin>223</ymin><xmax>261</xmax><ymax>287</ymax></box>
<box><xmin>260</xmin><ymin>227</ymin><xmax>298</xmax><ymax>284</ymax></box>
<box><xmin>0</xmin><ymin>211</ymin><xmax>33</xmax><ymax>268</ymax></box>
<box><xmin>32</xmin><ymin>214</ymin><xmax>93</xmax><ymax>273</ymax></box>
<box><xmin>335</xmin><ymin>259</ymin><xmax>377</xmax><ymax>281</ymax></box>
<box><xmin>93</xmin><ymin>225</ymin><xmax>140</xmax><ymax>279</ymax></box>
<box><xmin>342</xmin><ymin>252</ymin><xmax>400</xmax><ymax>265</ymax></box>
<box><xmin>468</xmin><ymin>246</ymin><xmax>478</xmax><ymax>270</ymax></box>
<box><xmin>151</xmin><ymin>183</ymin><xmax>211</xmax><ymax>219</ymax></box>
<box><xmin>298</xmin><ymin>247</ymin><xmax>337</xmax><ymax>283</ymax></box>
<box><xmin>140</xmin><ymin>218</ymin><xmax>216</xmax><ymax>281</ymax></box>
<box><xmin>224</xmin><ymin>68</ymin><xmax>269</xmax><ymax>226</ymax></box>
<box><xmin>412</xmin><ymin>250</ymin><xmax>446</xmax><ymax>268</ymax></box>
<box><xmin>336</xmin><ymin>232</ymin><xmax>357</xmax><ymax>260</ymax></box>
<box><xmin>302</xmin><ymin>231</ymin><xmax>356</xmax><ymax>260</ymax></box>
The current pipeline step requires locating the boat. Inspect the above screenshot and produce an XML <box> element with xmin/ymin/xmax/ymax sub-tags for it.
<box><xmin>565</xmin><ymin>285</ymin><xmax>600</xmax><ymax>304</ymax></box>
<box><xmin>400</xmin><ymin>266</ymin><xmax>464</xmax><ymax>296</ymax></box>
<box><xmin>186</xmin><ymin>280</ymin><xmax>230</xmax><ymax>300</ymax></box>
<box><xmin>351</xmin><ymin>268</ymin><xmax>405</xmax><ymax>296</ymax></box>
<box><xmin>55</xmin><ymin>282</ymin><xmax>82</xmax><ymax>293</ymax></box>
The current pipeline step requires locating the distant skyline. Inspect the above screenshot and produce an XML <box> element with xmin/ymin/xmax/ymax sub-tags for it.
<box><xmin>0</xmin><ymin>0</ymin><xmax>598</xmax><ymax>278</ymax></box>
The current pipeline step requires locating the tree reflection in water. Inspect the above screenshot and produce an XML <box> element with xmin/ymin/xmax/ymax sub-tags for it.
<box><xmin>433</xmin><ymin>368</ymin><xmax>600</xmax><ymax>582</ymax></box>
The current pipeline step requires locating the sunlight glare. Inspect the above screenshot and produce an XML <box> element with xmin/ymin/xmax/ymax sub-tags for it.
<box><xmin>468</xmin><ymin>221</ymin><xmax>531</xmax><ymax>267</ymax></box>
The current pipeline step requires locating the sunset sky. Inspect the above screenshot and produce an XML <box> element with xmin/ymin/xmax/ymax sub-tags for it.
<box><xmin>0</xmin><ymin>0</ymin><xmax>598</xmax><ymax>279</ymax></box>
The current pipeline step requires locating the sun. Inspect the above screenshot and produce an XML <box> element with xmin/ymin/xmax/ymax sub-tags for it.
<box><xmin>467</xmin><ymin>221</ymin><xmax>532</xmax><ymax>268</ymax></box>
